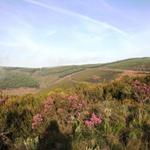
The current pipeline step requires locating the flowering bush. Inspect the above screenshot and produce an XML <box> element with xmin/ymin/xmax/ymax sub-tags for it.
<box><xmin>31</xmin><ymin>94</ymin><xmax>88</xmax><ymax>131</ymax></box>
<box><xmin>43</xmin><ymin>97</ymin><xmax>54</xmax><ymax>113</ymax></box>
<box><xmin>1</xmin><ymin>75</ymin><xmax>150</xmax><ymax>150</ymax></box>
<box><xmin>0</xmin><ymin>99</ymin><xmax>6</xmax><ymax>106</ymax></box>
<box><xmin>68</xmin><ymin>95</ymin><xmax>78</xmax><ymax>101</ymax></box>
<box><xmin>32</xmin><ymin>113</ymin><xmax>44</xmax><ymax>129</ymax></box>
<box><xmin>67</xmin><ymin>95</ymin><xmax>86</xmax><ymax>112</ymax></box>
<box><xmin>132</xmin><ymin>80</ymin><xmax>150</xmax><ymax>103</ymax></box>
<box><xmin>84</xmin><ymin>113</ymin><xmax>102</xmax><ymax>128</ymax></box>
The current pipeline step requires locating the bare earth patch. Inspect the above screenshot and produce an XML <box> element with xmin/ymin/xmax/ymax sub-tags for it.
<box><xmin>117</xmin><ymin>70</ymin><xmax>149</xmax><ymax>80</ymax></box>
<box><xmin>1</xmin><ymin>87</ymin><xmax>40</xmax><ymax>96</ymax></box>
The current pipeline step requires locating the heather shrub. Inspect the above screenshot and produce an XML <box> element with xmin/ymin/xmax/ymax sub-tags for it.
<box><xmin>132</xmin><ymin>80</ymin><xmax>150</xmax><ymax>103</ymax></box>
<box><xmin>107</xmin><ymin>81</ymin><xmax>133</xmax><ymax>101</ymax></box>
<box><xmin>3</xmin><ymin>104</ymin><xmax>32</xmax><ymax>140</ymax></box>
<box><xmin>75</xmin><ymin>83</ymin><xmax>104</xmax><ymax>101</ymax></box>
<box><xmin>0</xmin><ymin>94</ymin><xmax>44</xmax><ymax>145</ymax></box>
<box><xmin>0</xmin><ymin>75</ymin><xmax>150</xmax><ymax>150</ymax></box>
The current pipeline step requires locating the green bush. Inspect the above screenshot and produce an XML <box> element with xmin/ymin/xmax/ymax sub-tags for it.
<box><xmin>103</xmin><ymin>81</ymin><xmax>133</xmax><ymax>101</ymax></box>
<box><xmin>0</xmin><ymin>73</ymin><xmax>39</xmax><ymax>89</ymax></box>
<box><xmin>75</xmin><ymin>83</ymin><xmax>104</xmax><ymax>101</ymax></box>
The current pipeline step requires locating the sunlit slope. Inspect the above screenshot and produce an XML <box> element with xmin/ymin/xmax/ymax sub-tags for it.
<box><xmin>0</xmin><ymin>66</ymin><xmax>86</xmax><ymax>89</ymax></box>
<box><xmin>0</xmin><ymin>57</ymin><xmax>149</xmax><ymax>89</ymax></box>
<box><xmin>103</xmin><ymin>57</ymin><xmax>150</xmax><ymax>71</ymax></box>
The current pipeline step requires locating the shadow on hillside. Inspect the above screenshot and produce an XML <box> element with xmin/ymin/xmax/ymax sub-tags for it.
<box><xmin>37</xmin><ymin>120</ymin><xmax>72</xmax><ymax>150</ymax></box>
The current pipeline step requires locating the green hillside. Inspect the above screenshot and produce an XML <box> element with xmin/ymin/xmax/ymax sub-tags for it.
<box><xmin>0</xmin><ymin>72</ymin><xmax>39</xmax><ymax>89</ymax></box>
<box><xmin>0</xmin><ymin>57</ymin><xmax>149</xmax><ymax>90</ymax></box>
<box><xmin>103</xmin><ymin>57</ymin><xmax>150</xmax><ymax>71</ymax></box>
<box><xmin>0</xmin><ymin>58</ymin><xmax>150</xmax><ymax>149</ymax></box>
<box><xmin>71</xmin><ymin>69</ymin><xmax>122</xmax><ymax>83</ymax></box>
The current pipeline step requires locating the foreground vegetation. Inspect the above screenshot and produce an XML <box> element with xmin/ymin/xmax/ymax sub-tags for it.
<box><xmin>0</xmin><ymin>74</ymin><xmax>150</xmax><ymax>150</ymax></box>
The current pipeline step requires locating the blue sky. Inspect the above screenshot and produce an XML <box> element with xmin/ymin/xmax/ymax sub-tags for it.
<box><xmin>0</xmin><ymin>0</ymin><xmax>150</xmax><ymax>67</ymax></box>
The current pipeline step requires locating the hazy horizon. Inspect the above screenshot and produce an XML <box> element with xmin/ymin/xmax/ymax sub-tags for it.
<box><xmin>0</xmin><ymin>57</ymin><xmax>149</xmax><ymax>69</ymax></box>
<box><xmin>0</xmin><ymin>0</ymin><xmax>150</xmax><ymax>67</ymax></box>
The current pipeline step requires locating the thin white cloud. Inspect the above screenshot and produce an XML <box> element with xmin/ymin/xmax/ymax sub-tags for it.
<box><xmin>24</xmin><ymin>0</ymin><xmax>126</xmax><ymax>35</ymax></box>
<box><xmin>1</xmin><ymin>0</ymin><xmax>149</xmax><ymax>67</ymax></box>
<box><xmin>97</xmin><ymin>0</ymin><xmax>114</xmax><ymax>11</ymax></box>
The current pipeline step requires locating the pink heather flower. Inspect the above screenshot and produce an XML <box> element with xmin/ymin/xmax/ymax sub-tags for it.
<box><xmin>85</xmin><ymin>120</ymin><xmax>94</xmax><ymax>128</ymax></box>
<box><xmin>78</xmin><ymin>103</ymin><xmax>83</xmax><ymax>109</ymax></box>
<box><xmin>32</xmin><ymin>113</ymin><xmax>43</xmax><ymax>129</ymax></box>
<box><xmin>132</xmin><ymin>80</ymin><xmax>150</xmax><ymax>103</ymax></box>
<box><xmin>68</xmin><ymin>95</ymin><xmax>78</xmax><ymax>101</ymax></box>
<box><xmin>85</xmin><ymin>113</ymin><xmax>102</xmax><ymax>128</ymax></box>
<box><xmin>43</xmin><ymin>97</ymin><xmax>53</xmax><ymax>112</ymax></box>
<box><xmin>91</xmin><ymin>113</ymin><xmax>102</xmax><ymax>125</ymax></box>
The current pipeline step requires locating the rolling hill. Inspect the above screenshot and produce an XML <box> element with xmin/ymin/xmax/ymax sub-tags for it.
<box><xmin>103</xmin><ymin>57</ymin><xmax>150</xmax><ymax>71</ymax></box>
<box><xmin>0</xmin><ymin>57</ymin><xmax>149</xmax><ymax>95</ymax></box>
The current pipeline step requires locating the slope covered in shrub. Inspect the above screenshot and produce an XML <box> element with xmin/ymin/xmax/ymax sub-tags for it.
<box><xmin>0</xmin><ymin>75</ymin><xmax>150</xmax><ymax>150</ymax></box>
<box><xmin>0</xmin><ymin>73</ymin><xmax>39</xmax><ymax>89</ymax></box>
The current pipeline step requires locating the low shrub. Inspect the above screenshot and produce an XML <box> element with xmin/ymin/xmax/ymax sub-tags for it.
<box><xmin>0</xmin><ymin>75</ymin><xmax>149</xmax><ymax>150</ymax></box>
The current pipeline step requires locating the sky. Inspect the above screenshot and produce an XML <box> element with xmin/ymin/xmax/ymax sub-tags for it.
<box><xmin>0</xmin><ymin>0</ymin><xmax>150</xmax><ymax>67</ymax></box>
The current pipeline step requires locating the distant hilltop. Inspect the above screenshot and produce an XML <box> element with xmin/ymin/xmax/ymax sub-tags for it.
<box><xmin>0</xmin><ymin>57</ymin><xmax>149</xmax><ymax>93</ymax></box>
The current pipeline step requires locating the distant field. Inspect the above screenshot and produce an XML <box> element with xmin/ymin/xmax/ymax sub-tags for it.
<box><xmin>0</xmin><ymin>72</ymin><xmax>39</xmax><ymax>89</ymax></box>
<box><xmin>103</xmin><ymin>57</ymin><xmax>150</xmax><ymax>71</ymax></box>
<box><xmin>33</xmin><ymin>66</ymin><xmax>85</xmax><ymax>77</ymax></box>
<box><xmin>0</xmin><ymin>57</ymin><xmax>149</xmax><ymax>93</ymax></box>
<box><xmin>71</xmin><ymin>69</ymin><xmax>122</xmax><ymax>83</ymax></box>
<box><xmin>0</xmin><ymin>66</ymin><xmax>86</xmax><ymax>89</ymax></box>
